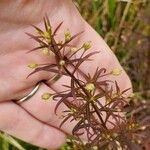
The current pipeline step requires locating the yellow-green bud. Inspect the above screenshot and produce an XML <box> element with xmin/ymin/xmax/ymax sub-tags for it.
<box><xmin>41</xmin><ymin>93</ymin><xmax>52</xmax><ymax>101</ymax></box>
<box><xmin>59</xmin><ymin>60</ymin><xmax>65</xmax><ymax>66</ymax></box>
<box><xmin>28</xmin><ymin>63</ymin><xmax>38</xmax><ymax>69</ymax></box>
<box><xmin>83</xmin><ymin>41</ymin><xmax>92</xmax><ymax>50</ymax></box>
<box><xmin>42</xmin><ymin>48</ymin><xmax>49</xmax><ymax>55</ymax></box>
<box><xmin>128</xmin><ymin>123</ymin><xmax>138</xmax><ymax>130</ymax></box>
<box><xmin>43</xmin><ymin>31</ymin><xmax>50</xmax><ymax>39</ymax></box>
<box><xmin>41</xmin><ymin>31</ymin><xmax>51</xmax><ymax>44</ymax></box>
<box><xmin>65</xmin><ymin>30</ymin><xmax>71</xmax><ymax>41</ymax></box>
<box><xmin>85</xmin><ymin>83</ymin><xmax>95</xmax><ymax>92</ymax></box>
<box><xmin>111</xmin><ymin>68</ymin><xmax>122</xmax><ymax>76</ymax></box>
<box><xmin>90</xmin><ymin>96</ymin><xmax>95</xmax><ymax>101</ymax></box>
<box><xmin>43</xmin><ymin>31</ymin><xmax>51</xmax><ymax>44</ymax></box>
<box><xmin>47</xmin><ymin>38</ymin><xmax>51</xmax><ymax>44</ymax></box>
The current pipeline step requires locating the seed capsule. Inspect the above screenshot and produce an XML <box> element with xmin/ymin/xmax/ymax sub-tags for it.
<box><xmin>65</xmin><ymin>30</ymin><xmax>71</xmax><ymax>41</ymax></box>
<box><xmin>59</xmin><ymin>60</ymin><xmax>65</xmax><ymax>66</ymax></box>
<box><xmin>111</xmin><ymin>68</ymin><xmax>122</xmax><ymax>76</ymax></box>
<box><xmin>43</xmin><ymin>31</ymin><xmax>50</xmax><ymax>39</ymax></box>
<box><xmin>83</xmin><ymin>41</ymin><xmax>92</xmax><ymax>50</ymax></box>
<box><xmin>85</xmin><ymin>83</ymin><xmax>95</xmax><ymax>92</ymax></box>
<box><xmin>28</xmin><ymin>63</ymin><xmax>38</xmax><ymax>69</ymax></box>
<box><xmin>41</xmin><ymin>93</ymin><xmax>53</xmax><ymax>101</ymax></box>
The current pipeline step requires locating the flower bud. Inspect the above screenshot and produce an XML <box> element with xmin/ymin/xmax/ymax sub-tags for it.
<box><xmin>85</xmin><ymin>83</ymin><xmax>95</xmax><ymax>92</ymax></box>
<box><xmin>111</xmin><ymin>68</ymin><xmax>122</xmax><ymax>76</ymax></box>
<box><xmin>43</xmin><ymin>31</ymin><xmax>51</xmax><ymax>44</ymax></box>
<box><xmin>43</xmin><ymin>31</ymin><xmax>50</xmax><ymax>39</ymax></box>
<box><xmin>83</xmin><ymin>41</ymin><xmax>92</xmax><ymax>50</ymax></box>
<box><xmin>65</xmin><ymin>30</ymin><xmax>71</xmax><ymax>41</ymax></box>
<box><xmin>28</xmin><ymin>63</ymin><xmax>38</xmax><ymax>69</ymax></box>
<box><xmin>47</xmin><ymin>26</ymin><xmax>52</xmax><ymax>33</ymax></box>
<box><xmin>41</xmin><ymin>92</ymin><xmax>53</xmax><ymax>101</ymax></box>
<box><xmin>59</xmin><ymin>60</ymin><xmax>65</xmax><ymax>66</ymax></box>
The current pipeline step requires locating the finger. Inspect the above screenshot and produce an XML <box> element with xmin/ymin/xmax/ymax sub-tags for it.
<box><xmin>0</xmin><ymin>101</ymin><xmax>66</xmax><ymax>149</ymax></box>
<box><xmin>0</xmin><ymin>49</ymin><xmax>55</xmax><ymax>101</ymax></box>
<box><xmin>20</xmin><ymin>82</ymin><xmax>79</xmax><ymax>135</ymax></box>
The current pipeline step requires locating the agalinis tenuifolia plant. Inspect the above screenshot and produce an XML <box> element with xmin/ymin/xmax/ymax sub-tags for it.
<box><xmin>27</xmin><ymin>16</ymin><xmax>149</xmax><ymax>150</ymax></box>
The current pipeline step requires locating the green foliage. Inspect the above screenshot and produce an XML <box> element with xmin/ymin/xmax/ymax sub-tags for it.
<box><xmin>108</xmin><ymin>0</ymin><xmax>116</xmax><ymax>28</ymax></box>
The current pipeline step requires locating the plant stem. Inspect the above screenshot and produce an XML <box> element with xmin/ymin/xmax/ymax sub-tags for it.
<box><xmin>63</xmin><ymin>66</ymin><xmax>90</xmax><ymax>97</ymax></box>
<box><xmin>91</xmin><ymin>101</ymin><xmax>107</xmax><ymax>129</ymax></box>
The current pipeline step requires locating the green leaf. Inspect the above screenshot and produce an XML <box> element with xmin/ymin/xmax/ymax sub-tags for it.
<box><xmin>108</xmin><ymin>0</ymin><xmax>116</xmax><ymax>28</ymax></box>
<box><xmin>0</xmin><ymin>133</ymin><xmax>25</xmax><ymax>150</ymax></box>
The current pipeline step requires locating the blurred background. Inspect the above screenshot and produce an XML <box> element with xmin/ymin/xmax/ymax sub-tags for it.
<box><xmin>75</xmin><ymin>0</ymin><xmax>150</xmax><ymax>96</ymax></box>
<box><xmin>0</xmin><ymin>0</ymin><xmax>149</xmax><ymax>149</ymax></box>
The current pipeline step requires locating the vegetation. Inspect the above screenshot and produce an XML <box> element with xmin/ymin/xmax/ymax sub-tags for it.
<box><xmin>0</xmin><ymin>0</ymin><xmax>149</xmax><ymax>150</ymax></box>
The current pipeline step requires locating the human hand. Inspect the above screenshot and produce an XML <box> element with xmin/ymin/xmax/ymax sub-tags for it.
<box><xmin>0</xmin><ymin>0</ymin><xmax>132</xmax><ymax>149</ymax></box>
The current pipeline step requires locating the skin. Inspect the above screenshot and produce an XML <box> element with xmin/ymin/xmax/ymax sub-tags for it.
<box><xmin>0</xmin><ymin>0</ymin><xmax>132</xmax><ymax>149</ymax></box>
